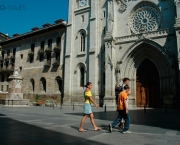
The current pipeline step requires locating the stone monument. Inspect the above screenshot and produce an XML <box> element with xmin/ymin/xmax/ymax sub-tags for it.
<box><xmin>0</xmin><ymin>68</ymin><xmax>29</xmax><ymax>107</ymax></box>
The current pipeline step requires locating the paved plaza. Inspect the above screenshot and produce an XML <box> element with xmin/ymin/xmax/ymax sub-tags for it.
<box><xmin>0</xmin><ymin>105</ymin><xmax>180</xmax><ymax>145</ymax></box>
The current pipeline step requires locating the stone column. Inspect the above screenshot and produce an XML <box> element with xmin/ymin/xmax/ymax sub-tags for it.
<box><xmin>103</xmin><ymin>41</ymin><xmax>116</xmax><ymax>107</ymax></box>
<box><xmin>88</xmin><ymin>0</ymin><xmax>99</xmax><ymax>104</ymax></box>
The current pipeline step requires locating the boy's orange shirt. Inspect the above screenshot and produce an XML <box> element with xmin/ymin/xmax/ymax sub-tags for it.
<box><xmin>117</xmin><ymin>90</ymin><xmax>127</xmax><ymax>110</ymax></box>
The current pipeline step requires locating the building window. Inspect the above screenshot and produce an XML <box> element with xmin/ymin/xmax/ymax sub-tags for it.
<box><xmin>2</xmin><ymin>51</ymin><xmax>4</xmax><ymax>59</ymax></box>
<box><xmin>0</xmin><ymin>61</ymin><xmax>3</xmax><ymax>68</ymax></box>
<box><xmin>47</xmin><ymin>53</ymin><xmax>51</xmax><ymax>62</ymax></box>
<box><xmin>39</xmin><ymin>55</ymin><xmax>44</xmax><ymax>62</ymax></box>
<box><xmin>48</xmin><ymin>39</ymin><xmax>52</xmax><ymax>49</ymax></box>
<box><xmin>103</xmin><ymin>11</ymin><xmax>105</xmax><ymax>18</ymax></box>
<box><xmin>56</xmin><ymin>37</ymin><xmax>61</xmax><ymax>47</ymax></box>
<box><xmin>40</xmin><ymin>77</ymin><xmax>46</xmax><ymax>92</ymax></box>
<box><xmin>80</xmin><ymin>67</ymin><xmax>85</xmax><ymax>87</ymax></box>
<box><xmin>80</xmin><ymin>32</ymin><xmax>85</xmax><ymax>52</ymax></box>
<box><xmin>13</xmin><ymin>48</ymin><xmax>16</xmax><ymax>56</ymax></box>
<box><xmin>1</xmin><ymin>74</ymin><xmax>4</xmax><ymax>82</ymax></box>
<box><xmin>31</xmin><ymin>79</ymin><xmax>35</xmax><ymax>92</ymax></box>
<box><xmin>31</xmin><ymin>43</ymin><xmax>35</xmax><ymax>52</ymax></box>
<box><xmin>81</xmin><ymin>15</ymin><xmax>84</xmax><ymax>22</ymax></box>
<box><xmin>41</xmin><ymin>41</ymin><xmax>45</xmax><ymax>50</ymax></box>
<box><xmin>7</xmin><ymin>74</ymin><xmax>10</xmax><ymax>82</ymax></box>
<box><xmin>5</xmin><ymin>61</ymin><xmax>9</xmax><ymax>68</ymax></box>
<box><xmin>20</xmin><ymin>54</ymin><xmax>23</xmax><ymax>59</ymax></box>
<box><xmin>55</xmin><ymin>76</ymin><xmax>62</xmax><ymax>93</ymax></box>
<box><xmin>7</xmin><ymin>50</ymin><xmax>10</xmax><ymax>56</ymax></box>
<box><xmin>30</xmin><ymin>57</ymin><xmax>33</xmax><ymax>63</ymax></box>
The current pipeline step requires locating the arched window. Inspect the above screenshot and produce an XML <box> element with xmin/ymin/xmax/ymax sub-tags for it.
<box><xmin>80</xmin><ymin>67</ymin><xmax>85</xmax><ymax>87</ymax></box>
<box><xmin>40</xmin><ymin>77</ymin><xmax>46</xmax><ymax>92</ymax></box>
<box><xmin>79</xmin><ymin>30</ymin><xmax>86</xmax><ymax>52</ymax></box>
<box><xmin>81</xmin><ymin>33</ymin><xmax>85</xmax><ymax>52</ymax></box>
<box><xmin>55</xmin><ymin>76</ymin><xmax>62</xmax><ymax>93</ymax></box>
<box><xmin>30</xmin><ymin>79</ymin><xmax>35</xmax><ymax>92</ymax></box>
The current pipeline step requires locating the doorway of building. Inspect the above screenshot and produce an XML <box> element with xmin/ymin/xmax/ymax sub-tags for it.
<box><xmin>136</xmin><ymin>59</ymin><xmax>160</xmax><ymax>108</ymax></box>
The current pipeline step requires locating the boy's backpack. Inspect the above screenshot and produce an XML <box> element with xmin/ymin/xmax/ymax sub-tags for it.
<box><xmin>115</xmin><ymin>85</ymin><xmax>123</xmax><ymax>101</ymax></box>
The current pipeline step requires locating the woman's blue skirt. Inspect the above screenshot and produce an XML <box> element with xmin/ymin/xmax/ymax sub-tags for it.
<box><xmin>84</xmin><ymin>103</ymin><xmax>92</xmax><ymax>114</ymax></box>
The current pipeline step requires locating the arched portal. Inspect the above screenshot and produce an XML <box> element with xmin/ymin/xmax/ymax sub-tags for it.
<box><xmin>136</xmin><ymin>59</ymin><xmax>160</xmax><ymax>108</ymax></box>
<box><xmin>119</xmin><ymin>40</ymin><xmax>172</xmax><ymax>107</ymax></box>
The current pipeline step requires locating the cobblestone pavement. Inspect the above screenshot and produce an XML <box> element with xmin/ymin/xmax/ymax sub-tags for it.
<box><xmin>0</xmin><ymin>105</ymin><xmax>180</xmax><ymax>145</ymax></box>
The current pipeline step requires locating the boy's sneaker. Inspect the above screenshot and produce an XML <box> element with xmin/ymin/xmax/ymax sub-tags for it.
<box><xmin>108</xmin><ymin>124</ymin><xmax>112</xmax><ymax>132</ymax></box>
<box><xmin>122</xmin><ymin>130</ymin><xmax>132</xmax><ymax>134</ymax></box>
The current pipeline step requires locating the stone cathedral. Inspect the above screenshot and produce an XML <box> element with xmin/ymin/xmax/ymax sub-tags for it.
<box><xmin>64</xmin><ymin>0</ymin><xmax>180</xmax><ymax>107</ymax></box>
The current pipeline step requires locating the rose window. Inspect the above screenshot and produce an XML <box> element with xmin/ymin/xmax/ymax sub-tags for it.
<box><xmin>129</xmin><ymin>5</ymin><xmax>161</xmax><ymax>34</ymax></box>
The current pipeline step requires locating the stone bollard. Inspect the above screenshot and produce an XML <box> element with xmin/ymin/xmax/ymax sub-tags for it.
<box><xmin>144</xmin><ymin>105</ymin><xmax>146</xmax><ymax>113</ymax></box>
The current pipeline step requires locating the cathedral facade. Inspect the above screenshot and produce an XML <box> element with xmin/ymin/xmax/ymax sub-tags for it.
<box><xmin>64</xmin><ymin>0</ymin><xmax>180</xmax><ymax>107</ymax></box>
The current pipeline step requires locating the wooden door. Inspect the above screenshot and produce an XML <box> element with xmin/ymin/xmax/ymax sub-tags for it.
<box><xmin>136</xmin><ymin>80</ymin><xmax>148</xmax><ymax>107</ymax></box>
<box><xmin>136</xmin><ymin>59</ymin><xmax>160</xmax><ymax>108</ymax></box>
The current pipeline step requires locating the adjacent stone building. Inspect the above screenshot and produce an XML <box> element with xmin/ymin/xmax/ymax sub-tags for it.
<box><xmin>64</xmin><ymin>0</ymin><xmax>180</xmax><ymax>107</ymax></box>
<box><xmin>0</xmin><ymin>19</ymin><xmax>66</xmax><ymax>103</ymax></box>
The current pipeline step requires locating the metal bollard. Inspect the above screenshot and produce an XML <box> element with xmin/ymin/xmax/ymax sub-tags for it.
<box><xmin>104</xmin><ymin>104</ymin><xmax>106</xmax><ymax>113</ymax></box>
<box><xmin>165</xmin><ymin>104</ymin><xmax>168</xmax><ymax>113</ymax></box>
<box><xmin>60</xmin><ymin>102</ymin><xmax>62</xmax><ymax>110</ymax></box>
<box><xmin>144</xmin><ymin>105</ymin><xmax>146</xmax><ymax>113</ymax></box>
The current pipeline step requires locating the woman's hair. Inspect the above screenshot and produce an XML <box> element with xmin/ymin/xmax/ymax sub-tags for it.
<box><xmin>84</xmin><ymin>82</ymin><xmax>92</xmax><ymax>88</ymax></box>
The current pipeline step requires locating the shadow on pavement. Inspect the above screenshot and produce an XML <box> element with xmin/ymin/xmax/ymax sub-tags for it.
<box><xmin>66</xmin><ymin>108</ymin><xmax>180</xmax><ymax>131</ymax></box>
<box><xmin>0</xmin><ymin>113</ymin><xmax>108</xmax><ymax>145</ymax></box>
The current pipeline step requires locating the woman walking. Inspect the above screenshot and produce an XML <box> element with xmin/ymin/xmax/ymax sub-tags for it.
<box><xmin>79</xmin><ymin>82</ymin><xmax>101</xmax><ymax>132</ymax></box>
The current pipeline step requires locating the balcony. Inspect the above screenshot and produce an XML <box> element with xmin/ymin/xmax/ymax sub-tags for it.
<box><xmin>45</xmin><ymin>48</ymin><xmax>52</xmax><ymax>53</ymax></box>
<box><xmin>53</xmin><ymin>46</ymin><xmax>61</xmax><ymax>52</ymax></box>
<box><xmin>28</xmin><ymin>51</ymin><xmax>34</xmax><ymax>57</ymax></box>
<box><xmin>10</xmin><ymin>55</ymin><xmax>15</xmax><ymax>60</ymax></box>
<box><xmin>52</xmin><ymin>59</ymin><xmax>60</xmax><ymax>67</ymax></box>
<box><xmin>38</xmin><ymin>49</ymin><xmax>44</xmax><ymax>55</ymax></box>
<box><xmin>0</xmin><ymin>66</ymin><xmax>14</xmax><ymax>73</ymax></box>
<box><xmin>4</xmin><ymin>57</ymin><xmax>9</xmax><ymax>61</ymax></box>
<box><xmin>44</xmin><ymin>60</ymin><xmax>51</xmax><ymax>67</ymax></box>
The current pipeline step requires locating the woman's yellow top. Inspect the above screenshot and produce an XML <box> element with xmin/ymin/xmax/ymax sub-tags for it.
<box><xmin>84</xmin><ymin>91</ymin><xmax>92</xmax><ymax>104</ymax></box>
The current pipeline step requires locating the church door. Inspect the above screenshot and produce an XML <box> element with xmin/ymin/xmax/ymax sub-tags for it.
<box><xmin>136</xmin><ymin>59</ymin><xmax>160</xmax><ymax>108</ymax></box>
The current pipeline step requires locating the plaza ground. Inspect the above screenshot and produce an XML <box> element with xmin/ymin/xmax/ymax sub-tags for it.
<box><xmin>0</xmin><ymin>105</ymin><xmax>180</xmax><ymax>145</ymax></box>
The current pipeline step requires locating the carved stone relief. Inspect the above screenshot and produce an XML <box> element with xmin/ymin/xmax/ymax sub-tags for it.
<box><xmin>116</xmin><ymin>0</ymin><xmax>127</xmax><ymax>13</ymax></box>
<box><xmin>105</xmin><ymin>53</ymin><xmax>113</xmax><ymax>69</ymax></box>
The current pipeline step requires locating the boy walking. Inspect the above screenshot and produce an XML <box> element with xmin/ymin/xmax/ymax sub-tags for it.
<box><xmin>109</xmin><ymin>85</ymin><xmax>131</xmax><ymax>134</ymax></box>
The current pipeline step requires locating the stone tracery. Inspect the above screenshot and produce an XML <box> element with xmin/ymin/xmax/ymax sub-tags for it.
<box><xmin>129</xmin><ymin>2</ymin><xmax>161</xmax><ymax>34</ymax></box>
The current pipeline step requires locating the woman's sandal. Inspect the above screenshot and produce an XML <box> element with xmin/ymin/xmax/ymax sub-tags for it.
<box><xmin>79</xmin><ymin>129</ymin><xmax>87</xmax><ymax>132</ymax></box>
<box><xmin>94</xmin><ymin>127</ymin><xmax>101</xmax><ymax>131</ymax></box>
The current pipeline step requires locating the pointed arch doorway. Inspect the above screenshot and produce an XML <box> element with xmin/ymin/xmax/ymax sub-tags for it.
<box><xmin>136</xmin><ymin>59</ymin><xmax>160</xmax><ymax>108</ymax></box>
